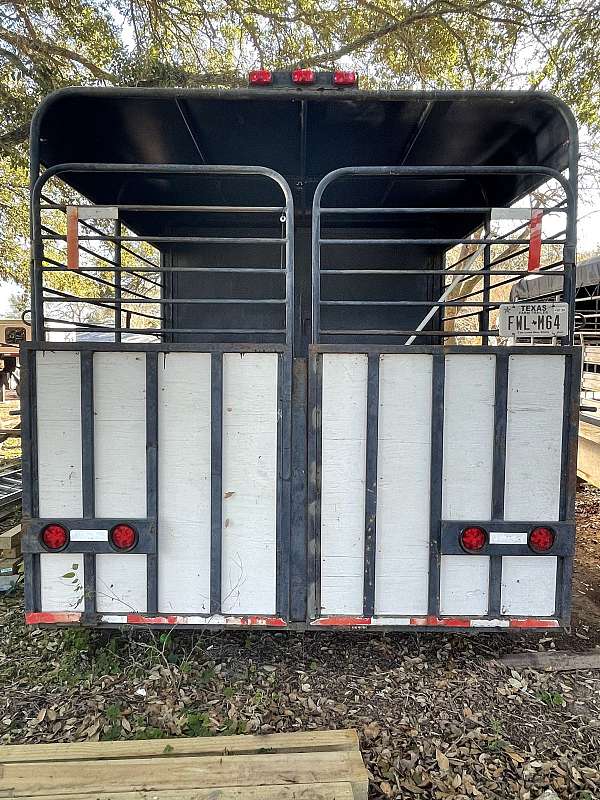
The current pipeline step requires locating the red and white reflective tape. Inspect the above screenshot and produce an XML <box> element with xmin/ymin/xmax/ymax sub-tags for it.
<box><xmin>527</xmin><ymin>209</ymin><xmax>544</xmax><ymax>271</ymax></box>
<box><xmin>310</xmin><ymin>615</ymin><xmax>560</xmax><ymax>629</ymax></box>
<box><xmin>25</xmin><ymin>612</ymin><xmax>559</xmax><ymax>629</ymax></box>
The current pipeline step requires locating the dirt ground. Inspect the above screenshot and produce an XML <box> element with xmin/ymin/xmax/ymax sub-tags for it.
<box><xmin>1</xmin><ymin>486</ymin><xmax>599</xmax><ymax>799</ymax></box>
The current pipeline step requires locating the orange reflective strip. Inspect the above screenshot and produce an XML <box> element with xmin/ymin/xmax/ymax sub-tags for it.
<box><xmin>527</xmin><ymin>209</ymin><xmax>543</xmax><ymax>271</ymax></box>
<box><xmin>66</xmin><ymin>206</ymin><xmax>79</xmax><ymax>269</ymax></box>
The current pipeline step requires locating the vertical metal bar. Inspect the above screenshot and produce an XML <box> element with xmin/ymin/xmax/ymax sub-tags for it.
<box><xmin>363</xmin><ymin>354</ymin><xmax>379</xmax><ymax>617</ymax></box>
<box><xmin>307</xmin><ymin>352</ymin><xmax>323</xmax><ymax>617</ymax></box>
<box><xmin>21</xmin><ymin>346</ymin><xmax>40</xmax><ymax>612</ymax></box>
<box><xmin>427</xmin><ymin>353</ymin><xmax>444</xmax><ymax>617</ymax></box>
<box><xmin>145</xmin><ymin>352</ymin><xmax>159</xmax><ymax>614</ymax></box>
<box><xmin>558</xmin><ymin>349</ymin><xmax>581</xmax><ymax>622</ymax></box>
<box><xmin>80</xmin><ymin>351</ymin><xmax>96</xmax><ymax>618</ymax></box>
<box><xmin>481</xmin><ymin>214</ymin><xmax>491</xmax><ymax>345</ymax></box>
<box><xmin>276</xmin><ymin>352</ymin><xmax>292</xmax><ymax>619</ymax></box>
<box><xmin>114</xmin><ymin>220</ymin><xmax>122</xmax><ymax>343</ymax></box>
<box><xmin>290</xmin><ymin>357</ymin><xmax>308</xmax><ymax>622</ymax></box>
<box><xmin>489</xmin><ymin>352</ymin><xmax>509</xmax><ymax>615</ymax></box>
<box><xmin>311</xmin><ymin>198</ymin><xmax>321</xmax><ymax>344</ymax></box>
<box><xmin>210</xmin><ymin>352</ymin><xmax>223</xmax><ymax>615</ymax></box>
<box><xmin>285</xmin><ymin>190</ymin><xmax>295</xmax><ymax>351</ymax></box>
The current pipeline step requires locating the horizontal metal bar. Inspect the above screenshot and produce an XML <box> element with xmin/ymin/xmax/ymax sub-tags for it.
<box><xmin>320</xmin><ymin>237</ymin><xmax>565</xmax><ymax>246</ymax></box>
<box><xmin>40</xmin><ymin>326</ymin><xmax>286</xmax><ymax>335</ymax></box>
<box><xmin>320</xmin><ymin>300</ymin><xmax>504</xmax><ymax>307</ymax></box>
<box><xmin>41</xmin><ymin>265</ymin><xmax>285</xmax><ymax>274</ymax></box>
<box><xmin>42</xmin><ymin>297</ymin><xmax>285</xmax><ymax>305</ymax></box>
<box><xmin>41</xmin><ymin>204</ymin><xmax>286</xmax><ymax>213</ymax></box>
<box><xmin>321</xmin><ymin>329</ymin><xmax>500</xmax><ymax>336</ymax></box>
<box><xmin>320</xmin><ymin>206</ymin><xmax>567</xmax><ymax>215</ymax></box>
<box><xmin>320</xmin><ymin>269</ymin><xmax>566</xmax><ymax>277</ymax></box>
<box><xmin>43</xmin><ymin>234</ymin><xmax>286</xmax><ymax>245</ymax></box>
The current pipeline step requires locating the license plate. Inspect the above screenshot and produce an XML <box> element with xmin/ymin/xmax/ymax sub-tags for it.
<box><xmin>498</xmin><ymin>302</ymin><xmax>569</xmax><ymax>338</ymax></box>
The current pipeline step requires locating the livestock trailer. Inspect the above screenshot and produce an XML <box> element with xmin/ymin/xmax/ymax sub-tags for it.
<box><xmin>21</xmin><ymin>76</ymin><xmax>581</xmax><ymax>630</ymax></box>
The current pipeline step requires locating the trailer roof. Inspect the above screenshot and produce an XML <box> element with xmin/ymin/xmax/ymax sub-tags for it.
<box><xmin>31</xmin><ymin>88</ymin><xmax>577</xmax><ymax>233</ymax></box>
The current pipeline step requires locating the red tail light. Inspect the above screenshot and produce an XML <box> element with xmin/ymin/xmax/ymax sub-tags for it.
<box><xmin>249</xmin><ymin>69</ymin><xmax>272</xmax><ymax>86</ymax></box>
<box><xmin>110</xmin><ymin>524</ymin><xmax>137</xmax><ymax>551</ymax></box>
<box><xmin>333</xmin><ymin>70</ymin><xmax>357</xmax><ymax>86</ymax></box>
<box><xmin>41</xmin><ymin>523</ymin><xmax>69</xmax><ymax>551</ymax></box>
<box><xmin>292</xmin><ymin>68</ymin><xmax>315</xmax><ymax>85</ymax></box>
<box><xmin>529</xmin><ymin>526</ymin><xmax>555</xmax><ymax>553</ymax></box>
<box><xmin>460</xmin><ymin>526</ymin><xmax>487</xmax><ymax>552</ymax></box>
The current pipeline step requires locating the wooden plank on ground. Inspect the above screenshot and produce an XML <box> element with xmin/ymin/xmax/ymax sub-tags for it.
<box><xmin>499</xmin><ymin>651</ymin><xmax>600</xmax><ymax>672</ymax></box>
<box><xmin>0</xmin><ymin>750</ymin><xmax>369</xmax><ymax>799</ymax></box>
<box><xmin>20</xmin><ymin>783</ymin><xmax>356</xmax><ymax>800</ymax></box>
<box><xmin>0</xmin><ymin>729</ymin><xmax>359</xmax><ymax>763</ymax></box>
<box><xmin>0</xmin><ymin>526</ymin><xmax>20</xmax><ymax>549</ymax></box>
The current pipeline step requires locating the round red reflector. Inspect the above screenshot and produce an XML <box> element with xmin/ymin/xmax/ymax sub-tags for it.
<box><xmin>110</xmin><ymin>524</ymin><xmax>137</xmax><ymax>551</ymax></box>
<box><xmin>41</xmin><ymin>523</ymin><xmax>68</xmax><ymax>551</ymax></box>
<box><xmin>460</xmin><ymin>526</ymin><xmax>487</xmax><ymax>552</ymax></box>
<box><xmin>529</xmin><ymin>526</ymin><xmax>555</xmax><ymax>553</ymax></box>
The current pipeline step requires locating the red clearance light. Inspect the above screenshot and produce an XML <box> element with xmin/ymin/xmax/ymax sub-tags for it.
<box><xmin>460</xmin><ymin>526</ymin><xmax>487</xmax><ymax>553</ymax></box>
<box><xmin>529</xmin><ymin>526</ymin><xmax>555</xmax><ymax>553</ymax></box>
<box><xmin>249</xmin><ymin>69</ymin><xmax>272</xmax><ymax>86</ymax></box>
<box><xmin>292</xmin><ymin>68</ymin><xmax>315</xmax><ymax>84</ymax></box>
<box><xmin>41</xmin><ymin>523</ymin><xmax>69</xmax><ymax>551</ymax></box>
<box><xmin>110</xmin><ymin>523</ymin><xmax>137</xmax><ymax>551</ymax></box>
<box><xmin>333</xmin><ymin>70</ymin><xmax>357</xmax><ymax>86</ymax></box>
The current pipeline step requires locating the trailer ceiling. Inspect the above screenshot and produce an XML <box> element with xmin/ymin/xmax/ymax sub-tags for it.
<box><xmin>33</xmin><ymin>88</ymin><xmax>575</xmax><ymax>235</ymax></box>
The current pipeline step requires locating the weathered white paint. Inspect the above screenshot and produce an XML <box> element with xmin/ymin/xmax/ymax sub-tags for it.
<box><xmin>158</xmin><ymin>352</ymin><xmax>212</xmax><ymax>613</ymax></box>
<box><xmin>440</xmin><ymin>354</ymin><xmax>495</xmax><ymax>615</ymax></box>
<box><xmin>94</xmin><ymin>352</ymin><xmax>147</xmax><ymax>613</ymax></box>
<box><xmin>39</xmin><ymin>553</ymin><xmax>85</xmax><ymax>612</ymax></box>
<box><xmin>502</xmin><ymin>354</ymin><xmax>564</xmax><ymax>616</ymax></box>
<box><xmin>221</xmin><ymin>353</ymin><xmax>278</xmax><ymax>614</ymax></box>
<box><xmin>36</xmin><ymin>351</ymin><xmax>83</xmax><ymax>517</ymax></box>
<box><xmin>489</xmin><ymin>531</ymin><xmax>528</xmax><ymax>545</ymax></box>
<box><xmin>375</xmin><ymin>354</ymin><xmax>432</xmax><ymax>615</ymax></box>
<box><xmin>70</xmin><ymin>530</ymin><xmax>108</xmax><ymax>542</ymax></box>
<box><xmin>36</xmin><ymin>351</ymin><xmax>84</xmax><ymax>611</ymax></box>
<box><xmin>440</xmin><ymin>555</ymin><xmax>489</xmax><ymax>615</ymax></box>
<box><xmin>320</xmin><ymin>353</ymin><xmax>368</xmax><ymax>615</ymax></box>
<box><xmin>504</xmin><ymin>354</ymin><xmax>565</xmax><ymax>521</ymax></box>
<box><xmin>501</xmin><ymin>556</ymin><xmax>557</xmax><ymax>616</ymax></box>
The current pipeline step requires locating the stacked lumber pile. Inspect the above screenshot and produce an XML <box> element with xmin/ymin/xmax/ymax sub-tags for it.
<box><xmin>0</xmin><ymin>524</ymin><xmax>21</xmax><ymax>591</ymax></box>
<box><xmin>0</xmin><ymin>729</ymin><xmax>368</xmax><ymax>800</ymax></box>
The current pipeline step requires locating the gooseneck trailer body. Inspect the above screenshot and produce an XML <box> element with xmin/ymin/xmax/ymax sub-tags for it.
<box><xmin>21</xmin><ymin>76</ymin><xmax>580</xmax><ymax>629</ymax></box>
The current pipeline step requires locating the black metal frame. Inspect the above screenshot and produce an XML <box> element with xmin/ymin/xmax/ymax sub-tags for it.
<box><xmin>30</xmin><ymin>163</ymin><xmax>294</xmax><ymax>346</ymax></box>
<box><xmin>308</xmin><ymin>344</ymin><xmax>581</xmax><ymax>626</ymax></box>
<box><xmin>311</xmin><ymin>165</ymin><xmax>577</xmax><ymax>345</ymax></box>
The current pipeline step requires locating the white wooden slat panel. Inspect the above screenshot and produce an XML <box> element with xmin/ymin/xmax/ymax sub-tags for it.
<box><xmin>320</xmin><ymin>353</ymin><xmax>368</xmax><ymax>615</ymax></box>
<box><xmin>158</xmin><ymin>353</ymin><xmax>211</xmax><ymax>613</ymax></box>
<box><xmin>36</xmin><ymin>351</ymin><xmax>84</xmax><ymax>611</ymax></box>
<box><xmin>375</xmin><ymin>354</ymin><xmax>432</xmax><ymax>615</ymax></box>
<box><xmin>440</xmin><ymin>555</ymin><xmax>489</xmax><ymax>615</ymax></box>
<box><xmin>504</xmin><ymin>354</ymin><xmax>565</xmax><ymax>520</ymax></box>
<box><xmin>502</xmin><ymin>355</ymin><xmax>564</xmax><ymax>616</ymax></box>
<box><xmin>221</xmin><ymin>353</ymin><xmax>278</xmax><ymax>614</ymax></box>
<box><xmin>40</xmin><ymin>553</ymin><xmax>85</xmax><ymax>612</ymax></box>
<box><xmin>440</xmin><ymin>354</ymin><xmax>495</xmax><ymax>615</ymax></box>
<box><xmin>501</xmin><ymin>556</ymin><xmax>557</xmax><ymax>616</ymax></box>
<box><xmin>94</xmin><ymin>352</ymin><xmax>147</xmax><ymax>613</ymax></box>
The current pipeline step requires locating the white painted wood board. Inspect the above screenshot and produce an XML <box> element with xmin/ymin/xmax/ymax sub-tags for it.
<box><xmin>439</xmin><ymin>555</ymin><xmax>489</xmax><ymax>615</ymax></box>
<box><xmin>36</xmin><ymin>351</ymin><xmax>84</xmax><ymax>611</ymax></box>
<box><xmin>158</xmin><ymin>353</ymin><xmax>212</xmax><ymax>613</ymax></box>
<box><xmin>440</xmin><ymin>354</ymin><xmax>495</xmax><ymax>615</ymax></box>
<box><xmin>504</xmin><ymin>354</ymin><xmax>565</xmax><ymax>521</ymax></box>
<box><xmin>93</xmin><ymin>352</ymin><xmax>147</xmax><ymax>613</ymax></box>
<box><xmin>320</xmin><ymin>353</ymin><xmax>368</xmax><ymax>615</ymax></box>
<box><xmin>501</xmin><ymin>556</ymin><xmax>557</xmax><ymax>616</ymax></box>
<box><xmin>221</xmin><ymin>353</ymin><xmax>278</xmax><ymax>614</ymax></box>
<box><xmin>375</xmin><ymin>354</ymin><xmax>432</xmax><ymax>615</ymax></box>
